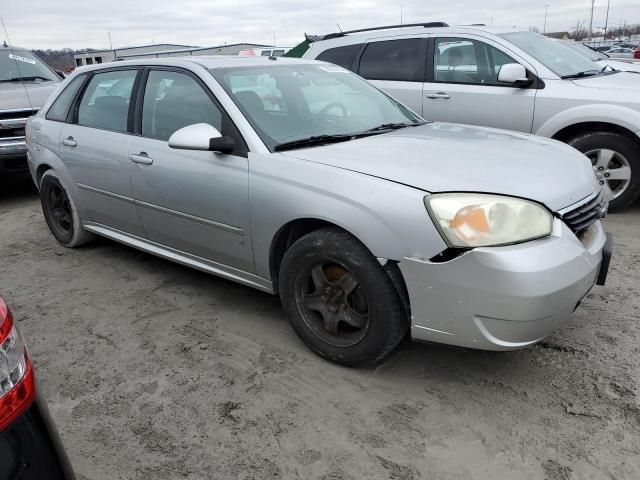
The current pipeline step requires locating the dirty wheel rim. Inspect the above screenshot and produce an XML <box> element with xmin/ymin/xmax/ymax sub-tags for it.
<box><xmin>296</xmin><ymin>261</ymin><xmax>370</xmax><ymax>347</ymax></box>
<box><xmin>586</xmin><ymin>148</ymin><xmax>632</xmax><ymax>200</ymax></box>
<box><xmin>47</xmin><ymin>184</ymin><xmax>73</xmax><ymax>236</ymax></box>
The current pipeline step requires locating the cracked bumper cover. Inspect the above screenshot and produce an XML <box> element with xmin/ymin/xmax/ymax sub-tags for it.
<box><xmin>399</xmin><ymin>219</ymin><xmax>608</xmax><ymax>350</ymax></box>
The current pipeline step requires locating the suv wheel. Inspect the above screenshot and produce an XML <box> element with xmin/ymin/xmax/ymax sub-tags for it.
<box><xmin>278</xmin><ymin>227</ymin><xmax>408</xmax><ymax>367</ymax></box>
<box><xmin>567</xmin><ymin>132</ymin><xmax>640</xmax><ymax>210</ymax></box>
<box><xmin>40</xmin><ymin>170</ymin><xmax>94</xmax><ymax>247</ymax></box>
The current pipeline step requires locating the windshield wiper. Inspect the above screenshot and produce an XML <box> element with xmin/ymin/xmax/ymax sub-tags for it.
<box><xmin>0</xmin><ymin>75</ymin><xmax>52</xmax><ymax>83</ymax></box>
<box><xmin>363</xmin><ymin>121</ymin><xmax>426</xmax><ymax>133</ymax></box>
<box><xmin>560</xmin><ymin>70</ymin><xmax>601</xmax><ymax>79</ymax></box>
<box><xmin>273</xmin><ymin>122</ymin><xmax>428</xmax><ymax>151</ymax></box>
<box><xmin>274</xmin><ymin>134</ymin><xmax>355</xmax><ymax>151</ymax></box>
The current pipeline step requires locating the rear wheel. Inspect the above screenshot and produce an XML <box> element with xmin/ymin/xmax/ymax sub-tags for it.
<box><xmin>567</xmin><ymin>132</ymin><xmax>640</xmax><ymax>210</ymax></box>
<box><xmin>40</xmin><ymin>170</ymin><xmax>94</xmax><ymax>247</ymax></box>
<box><xmin>278</xmin><ymin>227</ymin><xmax>408</xmax><ymax>367</ymax></box>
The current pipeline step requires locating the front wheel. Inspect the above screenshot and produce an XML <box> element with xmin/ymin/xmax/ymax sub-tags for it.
<box><xmin>278</xmin><ymin>227</ymin><xmax>408</xmax><ymax>367</ymax></box>
<box><xmin>567</xmin><ymin>132</ymin><xmax>640</xmax><ymax>210</ymax></box>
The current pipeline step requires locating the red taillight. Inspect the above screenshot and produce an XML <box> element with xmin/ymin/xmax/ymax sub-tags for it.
<box><xmin>0</xmin><ymin>297</ymin><xmax>35</xmax><ymax>432</ymax></box>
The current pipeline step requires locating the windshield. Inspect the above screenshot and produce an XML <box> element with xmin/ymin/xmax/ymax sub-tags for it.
<box><xmin>500</xmin><ymin>31</ymin><xmax>602</xmax><ymax>78</ymax></box>
<box><xmin>560</xmin><ymin>41</ymin><xmax>608</xmax><ymax>62</ymax></box>
<box><xmin>210</xmin><ymin>63</ymin><xmax>423</xmax><ymax>150</ymax></box>
<box><xmin>0</xmin><ymin>49</ymin><xmax>59</xmax><ymax>82</ymax></box>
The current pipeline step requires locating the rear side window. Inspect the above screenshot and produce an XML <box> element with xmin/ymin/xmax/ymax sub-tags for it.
<box><xmin>46</xmin><ymin>75</ymin><xmax>86</xmax><ymax>122</ymax></box>
<box><xmin>316</xmin><ymin>44</ymin><xmax>362</xmax><ymax>70</ymax></box>
<box><xmin>77</xmin><ymin>70</ymin><xmax>137</xmax><ymax>132</ymax></box>
<box><xmin>359</xmin><ymin>39</ymin><xmax>424</xmax><ymax>82</ymax></box>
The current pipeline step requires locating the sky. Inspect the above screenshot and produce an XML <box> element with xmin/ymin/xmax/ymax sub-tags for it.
<box><xmin>2</xmin><ymin>0</ymin><xmax>639</xmax><ymax>50</ymax></box>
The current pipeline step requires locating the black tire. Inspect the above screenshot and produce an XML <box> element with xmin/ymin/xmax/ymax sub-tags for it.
<box><xmin>278</xmin><ymin>227</ymin><xmax>408</xmax><ymax>367</ymax></box>
<box><xmin>40</xmin><ymin>170</ymin><xmax>94</xmax><ymax>248</ymax></box>
<box><xmin>567</xmin><ymin>132</ymin><xmax>640</xmax><ymax>210</ymax></box>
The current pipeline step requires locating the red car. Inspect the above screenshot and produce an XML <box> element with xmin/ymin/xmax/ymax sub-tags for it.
<box><xmin>0</xmin><ymin>296</ymin><xmax>74</xmax><ymax>480</ymax></box>
<box><xmin>634</xmin><ymin>47</ymin><xmax>640</xmax><ymax>60</ymax></box>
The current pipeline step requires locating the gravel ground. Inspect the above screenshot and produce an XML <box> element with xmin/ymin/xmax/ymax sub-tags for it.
<box><xmin>1</xmin><ymin>177</ymin><xmax>639</xmax><ymax>480</ymax></box>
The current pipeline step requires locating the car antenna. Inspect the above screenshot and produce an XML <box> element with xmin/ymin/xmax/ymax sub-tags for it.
<box><xmin>0</xmin><ymin>18</ymin><xmax>33</xmax><ymax>109</ymax></box>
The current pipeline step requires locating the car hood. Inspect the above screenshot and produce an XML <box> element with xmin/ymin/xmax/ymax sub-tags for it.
<box><xmin>596</xmin><ymin>59</ymin><xmax>640</xmax><ymax>74</ymax></box>
<box><xmin>571</xmin><ymin>71</ymin><xmax>640</xmax><ymax>90</ymax></box>
<box><xmin>280</xmin><ymin>123</ymin><xmax>597</xmax><ymax>212</ymax></box>
<box><xmin>0</xmin><ymin>81</ymin><xmax>59</xmax><ymax>111</ymax></box>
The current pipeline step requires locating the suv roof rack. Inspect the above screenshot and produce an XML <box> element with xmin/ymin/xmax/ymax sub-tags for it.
<box><xmin>315</xmin><ymin>22</ymin><xmax>449</xmax><ymax>41</ymax></box>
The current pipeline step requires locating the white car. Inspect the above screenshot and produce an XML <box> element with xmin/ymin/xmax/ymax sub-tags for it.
<box><xmin>602</xmin><ymin>47</ymin><xmax>636</xmax><ymax>59</ymax></box>
<box><xmin>303</xmin><ymin>23</ymin><xmax>640</xmax><ymax>209</ymax></box>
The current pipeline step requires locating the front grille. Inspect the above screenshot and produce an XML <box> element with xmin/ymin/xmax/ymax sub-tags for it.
<box><xmin>0</xmin><ymin>108</ymin><xmax>37</xmax><ymax>157</ymax></box>
<box><xmin>0</xmin><ymin>108</ymin><xmax>37</xmax><ymax>121</ymax></box>
<box><xmin>560</xmin><ymin>190</ymin><xmax>608</xmax><ymax>235</ymax></box>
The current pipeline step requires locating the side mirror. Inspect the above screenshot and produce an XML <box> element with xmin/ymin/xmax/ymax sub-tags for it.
<box><xmin>497</xmin><ymin>63</ymin><xmax>531</xmax><ymax>86</ymax></box>
<box><xmin>55</xmin><ymin>70</ymin><xmax>65</xmax><ymax>79</ymax></box>
<box><xmin>168</xmin><ymin>123</ymin><xmax>235</xmax><ymax>154</ymax></box>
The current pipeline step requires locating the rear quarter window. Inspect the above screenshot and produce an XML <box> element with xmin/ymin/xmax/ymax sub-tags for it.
<box><xmin>45</xmin><ymin>75</ymin><xmax>86</xmax><ymax>122</ymax></box>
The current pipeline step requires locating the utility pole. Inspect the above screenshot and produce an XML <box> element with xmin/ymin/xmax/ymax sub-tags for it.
<box><xmin>107</xmin><ymin>31</ymin><xmax>113</xmax><ymax>50</ymax></box>
<box><xmin>604</xmin><ymin>0</ymin><xmax>610</xmax><ymax>38</ymax></box>
<box><xmin>543</xmin><ymin>4</ymin><xmax>550</xmax><ymax>34</ymax></box>
<box><xmin>400</xmin><ymin>5</ymin><xmax>403</xmax><ymax>26</ymax></box>
<box><xmin>588</xmin><ymin>0</ymin><xmax>595</xmax><ymax>40</ymax></box>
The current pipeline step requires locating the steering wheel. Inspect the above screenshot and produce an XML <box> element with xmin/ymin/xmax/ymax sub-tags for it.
<box><xmin>317</xmin><ymin>102</ymin><xmax>348</xmax><ymax>117</ymax></box>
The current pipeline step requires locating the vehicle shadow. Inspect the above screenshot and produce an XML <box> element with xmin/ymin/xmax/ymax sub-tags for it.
<box><xmin>0</xmin><ymin>176</ymin><xmax>38</xmax><ymax>203</ymax></box>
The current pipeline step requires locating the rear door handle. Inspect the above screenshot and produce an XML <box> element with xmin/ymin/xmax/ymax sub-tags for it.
<box><xmin>426</xmin><ymin>92</ymin><xmax>451</xmax><ymax>99</ymax></box>
<box><xmin>62</xmin><ymin>137</ymin><xmax>77</xmax><ymax>147</ymax></box>
<box><xmin>129</xmin><ymin>153</ymin><xmax>153</xmax><ymax>165</ymax></box>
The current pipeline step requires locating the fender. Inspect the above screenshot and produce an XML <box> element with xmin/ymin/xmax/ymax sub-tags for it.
<box><xmin>535</xmin><ymin>103</ymin><xmax>640</xmax><ymax>139</ymax></box>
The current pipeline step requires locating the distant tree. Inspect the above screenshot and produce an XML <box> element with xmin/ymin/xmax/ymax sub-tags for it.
<box><xmin>570</xmin><ymin>20</ymin><xmax>589</xmax><ymax>40</ymax></box>
<box><xmin>529</xmin><ymin>26</ymin><xmax>540</xmax><ymax>33</ymax></box>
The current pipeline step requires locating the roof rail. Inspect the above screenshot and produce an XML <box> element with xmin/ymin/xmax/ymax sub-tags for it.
<box><xmin>314</xmin><ymin>22</ymin><xmax>449</xmax><ymax>41</ymax></box>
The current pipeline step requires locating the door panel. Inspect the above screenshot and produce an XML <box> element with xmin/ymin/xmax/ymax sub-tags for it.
<box><xmin>59</xmin><ymin>69</ymin><xmax>143</xmax><ymax>236</ymax></box>
<box><xmin>423</xmin><ymin>37</ymin><xmax>536</xmax><ymax>133</ymax></box>
<box><xmin>130</xmin><ymin>69</ymin><xmax>254</xmax><ymax>272</ymax></box>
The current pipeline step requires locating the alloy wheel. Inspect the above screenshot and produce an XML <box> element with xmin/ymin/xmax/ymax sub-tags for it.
<box><xmin>586</xmin><ymin>148</ymin><xmax>632</xmax><ymax>200</ymax></box>
<box><xmin>47</xmin><ymin>185</ymin><xmax>73</xmax><ymax>236</ymax></box>
<box><xmin>297</xmin><ymin>261</ymin><xmax>370</xmax><ymax>347</ymax></box>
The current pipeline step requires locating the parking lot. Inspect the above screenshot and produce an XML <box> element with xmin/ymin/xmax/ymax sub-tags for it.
<box><xmin>1</xmin><ymin>177</ymin><xmax>639</xmax><ymax>480</ymax></box>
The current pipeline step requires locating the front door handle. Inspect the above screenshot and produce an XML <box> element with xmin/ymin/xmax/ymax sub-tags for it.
<box><xmin>426</xmin><ymin>92</ymin><xmax>451</xmax><ymax>99</ymax></box>
<box><xmin>62</xmin><ymin>137</ymin><xmax>77</xmax><ymax>147</ymax></box>
<box><xmin>129</xmin><ymin>153</ymin><xmax>153</xmax><ymax>165</ymax></box>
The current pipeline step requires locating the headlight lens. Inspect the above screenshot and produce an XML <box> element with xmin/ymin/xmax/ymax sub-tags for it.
<box><xmin>425</xmin><ymin>193</ymin><xmax>553</xmax><ymax>247</ymax></box>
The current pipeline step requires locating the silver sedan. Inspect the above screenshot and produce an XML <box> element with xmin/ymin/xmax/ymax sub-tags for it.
<box><xmin>26</xmin><ymin>57</ymin><xmax>611</xmax><ymax>365</ymax></box>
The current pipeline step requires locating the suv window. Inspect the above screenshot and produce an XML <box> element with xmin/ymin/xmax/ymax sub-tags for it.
<box><xmin>77</xmin><ymin>70</ymin><xmax>137</xmax><ymax>132</ymax></box>
<box><xmin>434</xmin><ymin>38</ymin><xmax>519</xmax><ymax>85</ymax></box>
<box><xmin>142</xmin><ymin>70</ymin><xmax>222</xmax><ymax>142</ymax></box>
<box><xmin>359</xmin><ymin>39</ymin><xmax>424</xmax><ymax>82</ymax></box>
<box><xmin>46</xmin><ymin>75</ymin><xmax>86</xmax><ymax>122</ymax></box>
<box><xmin>316</xmin><ymin>44</ymin><xmax>362</xmax><ymax>70</ymax></box>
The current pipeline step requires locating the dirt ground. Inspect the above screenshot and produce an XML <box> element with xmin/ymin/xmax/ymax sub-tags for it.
<box><xmin>1</xmin><ymin>177</ymin><xmax>639</xmax><ymax>480</ymax></box>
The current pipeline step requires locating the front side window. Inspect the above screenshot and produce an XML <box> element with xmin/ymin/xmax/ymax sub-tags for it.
<box><xmin>500</xmin><ymin>31</ymin><xmax>600</xmax><ymax>78</ymax></box>
<box><xmin>46</xmin><ymin>74</ymin><xmax>86</xmax><ymax>122</ymax></box>
<box><xmin>142</xmin><ymin>70</ymin><xmax>222</xmax><ymax>141</ymax></box>
<box><xmin>211</xmin><ymin>64</ymin><xmax>423</xmax><ymax>150</ymax></box>
<box><xmin>0</xmin><ymin>49</ymin><xmax>59</xmax><ymax>82</ymax></box>
<box><xmin>434</xmin><ymin>38</ymin><xmax>519</xmax><ymax>85</ymax></box>
<box><xmin>316</xmin><ymin>44</ymin><xmax>362</xmax><ymax>70</ymax></box>
<box><xmin>77</xmin><ymin>69</ymin><xmax>137</xmax><ymax>132</ymax></box>
<box><xmin>359</xmin><ymin>39</ymin><xmax>424</xmax><ymax>82</ymax></box>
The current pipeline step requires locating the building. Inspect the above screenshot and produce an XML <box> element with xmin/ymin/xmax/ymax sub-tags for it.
<box><xmin>116</xmin><ymin>43</ymin><xmax>273</xmax><ymax>60</ymax></box>
<box><xmin>73</xmin><ymin>44</ymin><xmax>195</xmax><ymax>67</ymax></box>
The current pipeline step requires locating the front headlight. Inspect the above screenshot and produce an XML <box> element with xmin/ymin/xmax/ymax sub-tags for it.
<box><xmin>425</xmin><ymin>193</ymin><xmax>553</xmax><ymax>248</ymax></box>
